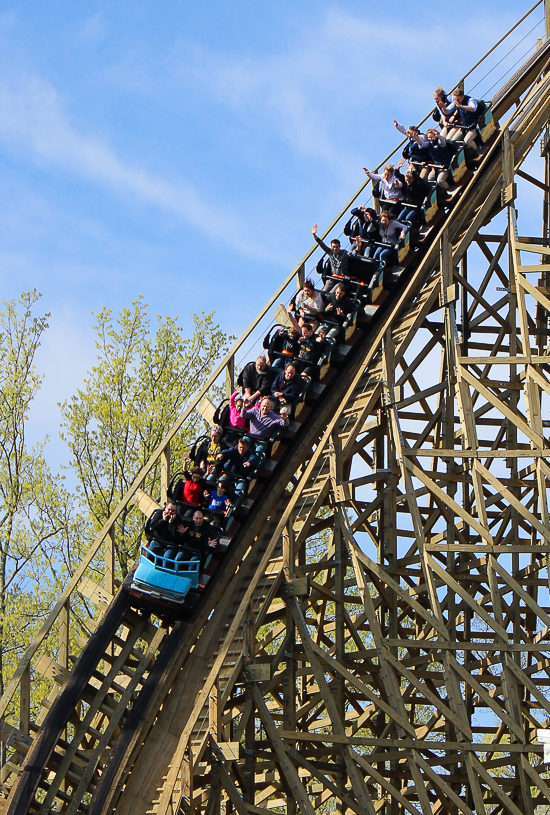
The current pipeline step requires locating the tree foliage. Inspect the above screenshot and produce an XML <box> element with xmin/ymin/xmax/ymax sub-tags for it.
<box><xmin>0</xmin><ymin>291</ymin><xmax>232</xmax><ymax>719</ymax></box>
<box><xmin>60</xmin><ymin>298</ymin><xmax>233</xmax><ymax>573</ymax></box>
<box><xmin>0</xmin><ymin>291</ymin><xmax>74</xmax><ymax>698</ymax></box>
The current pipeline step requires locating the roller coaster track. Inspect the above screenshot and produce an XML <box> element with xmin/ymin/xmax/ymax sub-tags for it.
<box><xmin>3</xmin><ymin>7</ymin><xmax>550</xmax><ymax>814</ymax></box>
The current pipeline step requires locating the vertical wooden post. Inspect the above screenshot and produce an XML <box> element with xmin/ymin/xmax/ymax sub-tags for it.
<box><xmin>460</xmin><ymin>254</ymin><xmax>469</xmax><ymax>355</ymax></box>
<box><xmin>58</xmin><ymin>601</ymin><xmax>70</xmax><ymax>671</ymax></box>
<box><xmin>296</xmin><ymin>263</ymin><xmax>305</xmax><ymax>291</ymax></box>
<box><xmin>182</xmin><ymin>745</ymin><xmax>194</xmax><ymax>815</ymax></box>
<box><xmin>329</xmin><ymin>431</ymin><xmax>346</xmax><ymax>812</ymax></box>
<box><xmin>160</xmin><ymin>444</ymin><xmax>170</xmax><ymax>505</ymax></box>
<box><xmin>442</xmin><ymin>231</ymin><xmax>460</xmax><ymax>807</ymax></box>
<box><xmin>105</xmin><ymin>528</ymin><xmax>115</xmax><ymax>598</ymax></box>
<box><xmin>282</xmin><ymin>523</ymin><xmax>296</xmax><ymax>815</ymax></box>
<box><xmin>209</xmin><ymin>682</ymin><xmax>218</xmax><ymax>742</ymax></box>
<box><xmin>225</xmin><ymin>355</ymin><xmax>235</xmax><ymax>400</ymax></box>
<box><xmin>19</xmin><ymin>666</ymin><xmax>30</xmax><ymax>738</ymax></box>
<box><xmin>243</xmin><ymin>601</ymin><xmax>256</xmax><ymax>805</ymax></box>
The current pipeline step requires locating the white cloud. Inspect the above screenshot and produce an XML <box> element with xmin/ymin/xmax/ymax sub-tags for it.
<box><xmin>0</xmin><ymin>73</ymin><xmax>271</xmax><ymax>260</ymax></box>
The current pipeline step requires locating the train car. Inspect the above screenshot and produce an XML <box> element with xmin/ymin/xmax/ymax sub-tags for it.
<box><xmin>129</xmin><ymin>542</ymin><xmax>201</xmax><ymax>619</ymax></box>
<box><xmin>130</xmin><ymin>100</ymin><xmax>498</xmax><ymax>622</ymax></box>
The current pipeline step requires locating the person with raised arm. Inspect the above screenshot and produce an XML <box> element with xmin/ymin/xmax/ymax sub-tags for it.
<box><xmin>393</xmin><ymin>121</ymin><xmax>428</xmax><ymax>175</ymax></box>
<box><xmin>241</xmin><ymin>395</ymin><xmax>289</xmax><ymax>455</ymax></box>
<box><xmin>433</xmin><ymin>87</ymin><xmax>456</xmax><ymax>139</ymax></box>
<box><xmin>363</xmin><ymin>163</ymin><xmax>403</xmax><ymax>212</ymax></box>
<box><xmin>311</xmin><ymin>224</ymin><xmax>350</xmax><ymax>278</ymax></box>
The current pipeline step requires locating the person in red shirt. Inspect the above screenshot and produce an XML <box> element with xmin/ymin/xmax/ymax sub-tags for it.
<box><xmin>182</xmin><ymin>459</ymin><xmax>207</xmax><ymax>506</ymax></box>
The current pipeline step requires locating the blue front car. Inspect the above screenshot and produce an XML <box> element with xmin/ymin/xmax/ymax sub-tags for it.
<box><xmin>129</xmin><ymin>542</ymin><xmax>200</xmax><ymax>616</ymax></box>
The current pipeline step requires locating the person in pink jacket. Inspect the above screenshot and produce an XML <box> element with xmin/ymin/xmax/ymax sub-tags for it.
<box><xmin>229</xmin><ymin>390</ymin><xmax>247</xmax><ymax>430</ymax></box>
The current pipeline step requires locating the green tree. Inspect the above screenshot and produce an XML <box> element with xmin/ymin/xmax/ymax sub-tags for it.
<box><xmin>61</xmin><ymin>298</ymin><xmax>233</xmax><ymax>574</ymax></box>
<box><xmin>0</xmin><ymin>291</ymin><xmax>73</xmax><ymax>699</ymax></box>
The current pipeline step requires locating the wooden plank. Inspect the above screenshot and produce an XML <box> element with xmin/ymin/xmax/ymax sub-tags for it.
<box><xmin>4</xmin><ymin>581</ymin><xmax>132</xmax><ymax>815</ymax></box>
<box><xmin>446</xmin><ymin>654</ymin><xmax>525</xmax><ymax>743</ymax></box>
<box><xmin>406</xmin><ymin>448</ymin><xmax>548</xmax><ymax>457</ymax></box>
<box><xmin>459</xmin><ymin>365</ymin><xmax>544</xmax><ymax>448</ymax></box>
<box><xmin>293</xmin><ymin>603</ymin><xmax>416</xmax><ymax>737</ymax></box>
<box><xmin>198</xmin><ymin>397</ymin><xmax>217</xmax><ymax>426</ymax></box>
<box><xmin>415</xmin><ymin>753</ymin><xmax>475</xmax><ymax>815</ymax></box>
<box><xmin>351</xmin><ymin>750</ymin><xmax>423</xmax><ymax>815</ymax></box>
<box><xmin>490</xmin><ymin>558</ymin><xmax>550</xmax><ymax>628</ymax></box>
<box><xmin>78</xmin><ymin>576</ymin><xmax>114</xmax><ymax>612</ymax></box>
<box><xmin>519</xmin><ymin>272</ymin><xmax>550</xmax><ymax>313</ymax></box>
<box><xmin>475</xmin><ymin>460</ymin><xmax>550</xmax><ymax>542</ymax></box>
<box><xmin>518</xmin><ymin>264</ymin><xmax>550</xmax><ymax>273</ymax></box>
<box><xmin>406</xmin><ymin>460</ymin><xmax>492</xmax><ymax>543</ymax></box>
<box><xmin>426</xmin><ymin>543</ymin><xmax>550</xmax><ymax>553</ymax></box>
<box><xmin>347</xmin><ymin>531</ymin><xmax>448</xmax><ymax>639</ymax></box>
<box><xmin>515</xmin><ymin>242</ymin><xmax>550</xmax><ymax>255</ymax></box>
<box><xmin>284</xmin><ymin>743</ymin><xmax>374</xmax><ymax>815</ymax></box>
<box><xmin>457</xmin><ymin>355</ymin><xmax>550</xmax><ymax>364</ymax></box>
<box><xmin>252</xmin><ymin>686</ymin><xmax>316</xmax><ymax>815</ymax></box>
<box><xmin>385</xmin><ymin>640</ymin><xmax>550</xmax><ymax>652</ymax></box>
<box><xmin>426</xmin><ymin>555</ymin><xmax>508</xmax><ymax>641</ymax></box>
<box><xmin>382</xmin><ymin>649</ymin><xmax>472</xmax><ymax>740</ymax></box>
<box><xmin>133</xmin><ymin>488</ymin><xmax>160</xmax><ymax>518</ymax></box>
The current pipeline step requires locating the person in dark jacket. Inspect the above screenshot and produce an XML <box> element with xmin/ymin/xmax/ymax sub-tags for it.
<box><xmin>320</xmin><ymin>283</ymin><xmax>357</xmax><ymax>341</ymax></box>
<box><xmin>145</xmin><ymin>500</ymin><xmax>189</xmax><ymax>562</ymax></box>
<box><xmin>311</xmin><ymin>224</ymin><xmax>350</xmax><ymax>278</ymax></box>
<box><xmin>344</xmin><ymin>207</ymin><xmax>379</xmax><ymax>257</ymax></box>
<box><xmin>395</xmin><ymin>159</ymin><xmax>429</xmax><ymax>227</ymax></box>
<box><xmin>241</xmin><ymin>357</ymin><xmax>275</xmax><ymax>406</ymax></box>
<box><xmin>293</xmin><ymin>323</ymin><xmax>328</xmax><ymax>381</ymax></box>
<box><xmin>218</xmin><ymin>437</ymin><xmax>259</xmax><ymax>494</ymax></box>
<box><xmin>270</xmin><ymin>327</ymin><xmax>300</xmax><ymax>368</ymax></box>
<box><xmin>271</xmin><ymin>363</ymin><xmax>307</xmax><ymax>410</ymax></box>
<box><xmin>413</xmin><ymin>129</ymin><xmax>456</xmax><ymax>190</ymax></box>
<box><xmin>185</xmin><ymin>509</ymin><xmax>221</xmax><ymax>572</ymax></box>
<box><xmin>322</xmin><ymin>283</ymin><xmax>355</xmax><ymax>324</ymax></box>
<box><xmin>393</xmin><ymin>121</ymin><xmax>429</xmax><ymax>174</ymax></box>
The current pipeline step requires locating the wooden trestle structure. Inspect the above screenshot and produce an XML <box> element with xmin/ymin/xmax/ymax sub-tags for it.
<box><xmin>3</xmin><ymin>5</ymin><xmax>550</xmax><ymax>814</ymax></box>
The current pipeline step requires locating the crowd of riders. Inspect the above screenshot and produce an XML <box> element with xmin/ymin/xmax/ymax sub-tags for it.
<box><xmin>144</xmin><ymin>85</ymin><xmax>494</xmax><ymax>574</ymax></box>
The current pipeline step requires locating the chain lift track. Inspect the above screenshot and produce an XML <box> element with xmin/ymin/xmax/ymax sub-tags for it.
<box><xmin>3</xmin><ymin>7</ymin><xmax>550</xmax><ymax>815</ymax></box>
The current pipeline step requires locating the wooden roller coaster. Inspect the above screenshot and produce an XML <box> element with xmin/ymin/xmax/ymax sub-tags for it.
<box><xmin>3</xmin><ymin>3</ymin><xmax>550</xmax><ymax>813</ymax></box>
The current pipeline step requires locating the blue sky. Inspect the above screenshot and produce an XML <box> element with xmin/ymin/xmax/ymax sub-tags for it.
<box><xmin>0</xmin><ymin>0</ymin><xmax>544</xmax><ymax>464</ymax></box>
